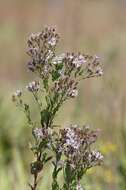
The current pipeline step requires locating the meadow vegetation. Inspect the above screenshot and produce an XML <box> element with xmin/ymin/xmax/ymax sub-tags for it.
<box><xmin>0</xmin><ymin>0</ymin><xmax>126</xmax><ymax>189</ymax></box>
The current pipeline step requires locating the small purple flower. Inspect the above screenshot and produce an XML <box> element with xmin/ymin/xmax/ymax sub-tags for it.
<box><xmin>96</xmin><ymin>67</ymin><xmax>103</xmax><ymax>76</ymax></box>
<box><xmin>27</xmin><ymin>61</ymin><xmax>36</xmax><ymax>72</ymax></box>
<box><xmin>88</xmin><ymin>150</ymin><xmax>104</xmax><ymax>166</ymax></box>
<box><xmin>14</xmin><ymin>90</ymin><xmax>22</xmax><ymax>97</ymax></box>
<box><xmin>48</xmin><ymin>37</ymin><xmax>57</xmax><ymax>46</ymax></box>
<box><xmin>76</xmin><ymin>184</ymin><xmax>84</xmax><ymax>190</ymax></box>
<box><xmin>92</xmin><ymin>151</ymin><xmax>104</xmax><ymax>161</ymax></box>
<box><xmin>12</xmin><ymin>90</ymin><xmax>22</xmax><ymax>102</ymax></box>
<box><xmin>73</xmin><ymin>54</ymin><xmax>86</xmax><ymax>68</ymax></box>
<box><xmin>26</xmin><ymin>81</ymin><xmax>40</xmax><ymax>92</ymax></box>
<box><xmin>33</xmin><ymin>128</ymin><xmax>44</xmax><ymax>140</ymax></box>
<box><xmin>70</xmin><ymin>89</ymin><xmax>78</xmax><ymax>97</ymax></box>
<box><xmin>33</xmin><ymin>127</ymin><xmax>52</xmax><ymax>141</ymax></box>
<box><xmin>46</xmin><ymin>50</ymin><xmax>54</xmax><ymax>60</ymax></box>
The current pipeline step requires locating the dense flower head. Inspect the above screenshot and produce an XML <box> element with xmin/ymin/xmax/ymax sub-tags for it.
<box><xmin>88</xmin><ymin>150</ymin><xmax>104</xmax><ymax>166</ymax></box>
<box><xmin>28</xmin><ymin>27</ymin><xmax>59</xmax><ymax>49</ymax></box>
<box><xmin>58</xmin><ymin>52</ymin><xmax>103</xmax><ymax>78</ymax></box>
<box><xmin>27</xmin><ymin>27</ymin><xmax>59</xmax><ymax>74</ymax></box>
<box><xmin>52</xmin><ymin>77</ymin><xmax>78</xmax><ymax>98</ymax></box>
<box><xmin>33</xmin><ymin>127</ymin><xmax>52</xmax><ymax>141</ymax></box>
<box><xmin>59</xmin><ymin>125</ymin><xmax>103</xmax><ymax>170</ymax></box>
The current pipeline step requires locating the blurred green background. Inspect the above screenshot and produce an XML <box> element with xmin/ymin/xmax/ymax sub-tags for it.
<box><xmin>0</xmin><ymin>0</ymin><xmax>126</xmax><ymax>189</ymax></box>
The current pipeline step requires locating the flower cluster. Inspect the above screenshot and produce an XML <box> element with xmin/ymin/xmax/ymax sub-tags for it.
<box><xmin>52</xmin><ymin>77</ymin><xmax>78</xmax><ymax>98</ymax></box>
<box><xmin>45</xmin><ymin>124</ymin><xmax>103</xmax><ymax>190</ymax></box>
<box><xmin>88</xmin><ymin>150</ymin><xmax>104</xmax><ymax>167</ymax></box>
<box><xmin>26</xmin><ymin>27</ymin><xmax>103</xmax><ymax>103</ymax></box>
<box><xmin>59</xmin><ymin>125</ymin><xmax>103</xmax><ymax>169</ymax></box>
<box><xmin>12</xmin><ymin>26</ymin><xmax>103</xmax><ymax>190</ymax></box>
<box><xmin>76</xmin><ymin>184</ymin><xmax>84</xmax><ymax>190</ymax></box>
<box><xmin>12</xmin><ymin>90</ymin><xmax>22</xmax><ymax>102</ymax></box>
<box><xmin>33</xmin><ymin>127</ymin><xmax>52</xmax><ymax>141</ymax></box>
<box><xmin>51</xmin><ymin>52</ymin><xmax>103</xmax><ymax>80</ymax></box>
<box><xmin>26</xmin><ymin>81</ymin><xmax>40</xmax><ymax>92</ymax></box>
<box><xmin>27</xmin><ymin>27</ymin><xmax>59</xmax><ymax>74</ymax></box>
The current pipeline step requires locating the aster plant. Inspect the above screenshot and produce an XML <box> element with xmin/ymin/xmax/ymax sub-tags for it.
<box><xmin>12</xmin><ymin>26</ymin><xmax>103</xmax><ymax>190</ymax></box>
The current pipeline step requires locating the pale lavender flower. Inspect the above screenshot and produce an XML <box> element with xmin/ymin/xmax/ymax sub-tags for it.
<box><xmin>65</xmin><ymin>128</ymin><xmax>80</xmax><ymax>149</ymax></box>
<box><xmin>58</xmin><ymin>69</ymin><xmax>64</xmax><ymax>77</ymax></box>
<box><xmin>12</xmin><ymin>90</ymin><xmax>22</xmax><ymax>102</ymax></box>
<box><xmin>88</xmin><ymin>150</ymin><xmax>104</xmax><ymax>166</ymax></box>
<box><xmin>76</xmin><ymin>184</ymin><xmax>84</xmax><ymax>190</ymax></box>
<box><xmin>96</xmin><ymin>67</ymin><xmax>103</xmax><ymax>76</ymax></box>
<box><xmin>48</xmin><ymin>37</ymin><xmax>57</xmax><ymax>46</ymax></box>
<box><xmin>33</xmin><ymin>127</ymin><xmax>52</xmax><ymax>141</ymax></box>
<box><xmin>68</xmin><ymin>54</ymin><xmax>74</xmax><ymax>60</ymax></box>
<box><xmin>59</xmin><ymin>125</ymin><xmax>103</xmax><ymax>172</ymax></box>
<box><xmin>26</xmin><ymin>81</ymin><xmax>40</xmax><ymax>92</ymax></box>
<box><xmin>14</xmin><ymin>90</ymin><xmax>22</xmax><ymax>97</ymax></box>
<box><xmin>61</xmin><ymin>127</ymin><xmax>82</xmax><ymax>151</ymax></box>
<box><xmin>92</xmin><ymin>150</ymin><xmax>104</xmax><ymax>161</ymax></box>
<box><xmin>27</xmin><ymin>61</ymin><xmax>36</xmax><ymax>72</ymax></box>
<box><xmin>70</xmin><ymin>89</ymin><xmax>78</xmax><ymax>97</ymax></box>
<box><xmin>73</xmin><ymin>54</ymin><xmax>86</xmax><ymax>68</ymax></box>
<box><xmin>33</xmin><ymin>128</ymin><xmax>44</xmax><ymax>140</ymax></box>
<box><xmin>46</xmin><ymin>50</ymin><xmax>54</xmax><ymax>61</ymax></box>
<box><xmin>29</xmin><ymin>32</ymin><xmax>41</xmax><ymax>41</ymax></box>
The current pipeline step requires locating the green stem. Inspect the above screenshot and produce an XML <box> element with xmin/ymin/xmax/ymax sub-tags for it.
<box><xmin>32</xmin><ymin>92</ymin><xmax>42</xmax><ymax>111</ymax></box>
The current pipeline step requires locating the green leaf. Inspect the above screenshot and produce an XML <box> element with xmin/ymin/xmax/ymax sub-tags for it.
<box><xmin>52</xmin><ymin>70</ymin><xmax>60</xmax><ymax>81</ymax></box>
<box><xmin>30</xmin><ymin>161</ymin><xmax>43</xmax><ymax>175</ymax></box>
<box><xmin>39</xmin><ymin>139</ymin><xmax>48</xmax><ymax>150</ymax></box>
<box><xmin>44</xmin><ymin>156</ymin><xmax>53</xmax><ymax>163</ymax></box>
<box><xmin>41</xmin><ymin>109</ymin><xmax>51</xmax><ymax>127</ymax></box>
<box><xmin>64</xmin><ymin>163</ymin><xmax>72</xmax><ymax>183</ymax></box>
<box><xmin>24</xmin><ymin>103</ymin><xmax>29</xmax><ymax>112</ymax></box>
<box><xmin>56</xmin><ymin>167</ymin><xmax>62</xmax><ymax>176</ymax></box>
<box><xmin>52</xmin><ymin>180</ymin><xmax>60</xmax><ymax>190</ymax></box>
<box><xmin>43</xmin><ymin>78</ymin><xmax>48</xmax><ymax>90</ymax></box>
<box><xmin>56</xmin><ymin>63</ymin><xmax>63</xmax><ymax>70</ymax></box>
